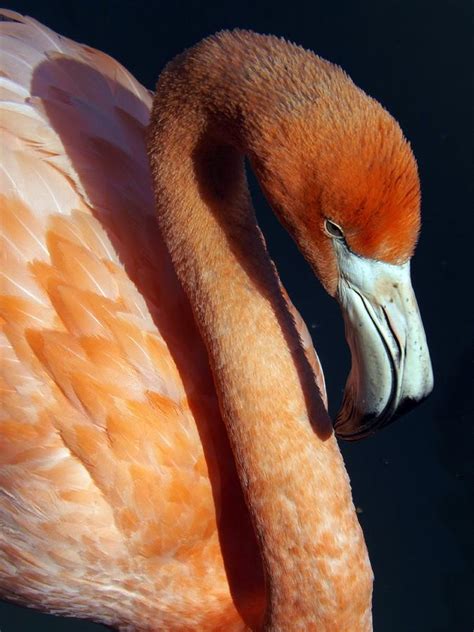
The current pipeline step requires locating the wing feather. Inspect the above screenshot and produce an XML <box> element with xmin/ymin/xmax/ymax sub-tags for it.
<box><xmin>0</xmin><ymin>9</ymin><xmax>321</xmax><ymax>628</ymax></box>
<box><xmin>1</xmin><ymin>12</ymin><xmax>232</xmax><ymax>625</ymax></box>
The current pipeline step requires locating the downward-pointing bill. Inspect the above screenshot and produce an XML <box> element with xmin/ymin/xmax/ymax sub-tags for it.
<box><xmin>333</xmin><ymin>240</ymin><xmax>434</xmax><ymax>439</ymax></box>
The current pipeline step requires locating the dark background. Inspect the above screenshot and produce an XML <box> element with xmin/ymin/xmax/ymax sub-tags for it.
<box><xmin>1</xmin><ymin>1</ymin><xmax>472</xmax><ymax>631</ymax></box>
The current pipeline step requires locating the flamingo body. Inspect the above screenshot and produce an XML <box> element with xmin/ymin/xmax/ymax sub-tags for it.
<box><xmin>0</xmin><ymin>10</ymin><xmax>274</xmax><ymax>629</ymax></box>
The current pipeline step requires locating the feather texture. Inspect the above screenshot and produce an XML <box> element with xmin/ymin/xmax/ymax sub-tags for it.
<box><xmin>1</xmin><ymin>9</ymin><xmax>332</xmax><ymax>631</ymax></box>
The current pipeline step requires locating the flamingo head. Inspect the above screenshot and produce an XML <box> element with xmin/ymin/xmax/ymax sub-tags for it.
<box><xmin>250</xmin><ymin>66</ymin><xmax>434</xmax><ymax>439</ymax></box>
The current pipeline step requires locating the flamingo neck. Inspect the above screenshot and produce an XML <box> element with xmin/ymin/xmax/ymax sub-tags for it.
<box><xmin>148</xmin><ymin>31</ymin><xmax>372</xmax><ymax>630</ymax></box>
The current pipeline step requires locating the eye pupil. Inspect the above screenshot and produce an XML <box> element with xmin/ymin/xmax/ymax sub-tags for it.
<box><xmin>325</xmin><ymin>219</ymin><xmax>344</xmax><ymax>239</ymax></box>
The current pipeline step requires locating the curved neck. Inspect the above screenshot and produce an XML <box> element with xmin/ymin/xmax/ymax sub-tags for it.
<box><xmin>148</xmin><ymin>31</ymin><xmax>372</xmax><ymax>631</ymax></box>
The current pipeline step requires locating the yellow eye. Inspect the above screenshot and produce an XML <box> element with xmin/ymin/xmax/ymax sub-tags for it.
<box><xmin>325</xmin><ymin>219</ymin><xmax>344</xmax><ymax>239</ymax></box>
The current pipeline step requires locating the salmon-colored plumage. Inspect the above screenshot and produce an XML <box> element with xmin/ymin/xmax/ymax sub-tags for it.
<box><xmin>1</xmin><ymin>10</ymin><xmax>433</xmax><ymax>632</ymax></box>
<box><xmin>0</xmin><ymin>11</ymin><xmax>266</xmax><ymax>630</ymax></box>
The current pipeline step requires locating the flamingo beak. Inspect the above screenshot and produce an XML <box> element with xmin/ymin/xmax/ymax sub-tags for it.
<box><xmin>333</xmin><ymin>242</ymin><xmax>433</xmax><ymax>440</ymax></box>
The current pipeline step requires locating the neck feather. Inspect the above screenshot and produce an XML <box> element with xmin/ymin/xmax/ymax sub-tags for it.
<box><xmin>148</xmin><ymin>30</ymin><xmax>372</xmax><ymax>631</ymax></box>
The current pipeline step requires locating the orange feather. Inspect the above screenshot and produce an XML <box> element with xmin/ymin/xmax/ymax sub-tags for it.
<box><xmin>1</xmin><ymin>8</ymin><xmax>431</xmax><ymax>632</ymax></box>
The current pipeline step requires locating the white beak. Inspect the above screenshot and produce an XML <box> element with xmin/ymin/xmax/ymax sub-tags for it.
<box><xmin>333</xmin><ymin>241</ymin><xmax>434</xmax><ymax>440</ymax></box>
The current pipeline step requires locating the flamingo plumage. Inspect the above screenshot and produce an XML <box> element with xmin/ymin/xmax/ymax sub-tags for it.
<box><xmin>0</xmin><ymin>10</ymin><xmax>433</xmax><ymax>631</ymax></box>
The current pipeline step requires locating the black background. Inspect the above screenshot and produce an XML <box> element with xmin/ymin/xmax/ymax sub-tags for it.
<box><xmin>1</xmin><ymin>1</ymin><xmax>473</xmax><ymax>631</ymax></box>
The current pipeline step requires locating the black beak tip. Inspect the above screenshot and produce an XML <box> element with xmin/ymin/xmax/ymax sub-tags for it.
<box><xmin>334</xmin><ymin>413</ymin><xmax>378</xmax><ymax>441</ymax></box>
<box><xmin>334</xmin><ymin>393</ymin><xmax>432</xmax><ymax>441</ymax></box>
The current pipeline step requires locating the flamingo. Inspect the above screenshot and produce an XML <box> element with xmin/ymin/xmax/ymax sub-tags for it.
<box><xmin>0</xmin><ymin>9</ymin><xmax>433</xmax><ymax>632</ymax></box>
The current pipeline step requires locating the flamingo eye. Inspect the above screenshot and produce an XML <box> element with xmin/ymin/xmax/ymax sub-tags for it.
<box><xmin>325</xmin><ymin>219</ymin><xmax>344</xmax><ymax>239</ymax></box>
